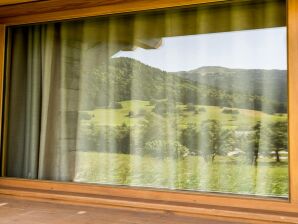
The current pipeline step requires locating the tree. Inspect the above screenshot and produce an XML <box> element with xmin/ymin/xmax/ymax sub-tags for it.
<box><xmin>250</xmin><ymin>121</ymin><xmax>288</xmax><ymax>163</ymax></box>
<box><xmin>185</xmin><ymin>103</ymin><xmax>196</xmax><ymax>112</ymax></box>
<box><xmin>218</xmin><ymin>129</ymin><xmax>236</xmax><ymax>156</ymax></box>
<box><xmin>197</xmin><ymin>107</ymin><xmax>206</xmax><ymax>113</ymax></box>
<box><xmin>199</xmin><ymin>120</ymin><xmax>221</xmax><ymax>162</ymax></box>
<box><xmin>152</xmin><ymin>100</ymin><xmax>176</xmax><ymax>115</ymax></box>
<box><xmin>272</xmin><ymin>121</ymin><xmax>288</xmax><ymax>162</ymax></box>
<box><xmin>141</xmin><ymin>114</ymin><xmax>167</xmax><ymax>142</ymax></box>
<box><xmin>251</xmin><ymin>122</ymin><xmax>262</xmax><ymax>165</ymax></box>
<box><xmin>116</xmin><ymin>123</ymin><xmax>131</xmax><ymax>154</ymax></box>
<box><xmin>180</xmin><ymin>124</ymin><xmax>199</xmax><ymax>155</ymax></box>
<box><xmin>237</xmin><ymin>122</ymin><xmax>262</xmax><ymax>165</ymax></box>
<box><xmin>144</xmin><ymin>140</ymin><xmax>189</xmax><ymax>159</ymax></box>
<box><xmin>139</xmin><ymin>113</ymin><xmax>181</xmax><ymax>157</ymax></box>
<box><xmin>267</xmin><ymin>121</ymin><xmax>288</xmax><ymax>162</ymax></box>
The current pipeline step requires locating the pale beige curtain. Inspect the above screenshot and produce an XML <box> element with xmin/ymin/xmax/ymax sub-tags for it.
<box><xmin>4</xmin><ymin>0</ymin><xmax>288</xmax><ymax>197</ymax></box>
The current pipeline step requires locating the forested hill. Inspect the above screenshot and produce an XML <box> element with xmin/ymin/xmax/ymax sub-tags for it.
<box><xmin>173</xmin><ymin>66</ymin><xmax>287</xmax><ymax>106</ymax></box>
<box><xmin>85</xmin><ymin>57</ymin><xmax>287</xmax><ymax>113</ymax></box>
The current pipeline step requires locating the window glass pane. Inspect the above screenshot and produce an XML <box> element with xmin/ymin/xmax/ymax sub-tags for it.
<box><xmin>4</xmin><ymin>0</ymin><xmax>288</xmax><ymax>198</ymax></box>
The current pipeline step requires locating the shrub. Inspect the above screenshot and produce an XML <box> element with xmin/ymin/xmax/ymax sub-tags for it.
<box><xmin>140</xmin><ymin>113</ymin><xmax>169</xmax><ymax>142</ymax></box>
<box><xmin>79</xmin><ymin>112</ymin><xmax>92</xmax><ymax>120</ymax></box>
<box><xmin>127</xmin><ymin>109</ymin><xmax>147</xmax><ymax>118</ymax></box>
<box><xmin>108</xmin><ymin>102</ymin><xmax>123</xmax><ymax>109</ymax></box>
<box><xmin>127</xmin><ymin>111</ymin><xmax>135</xmax><ymax>117</ymax></box>
<box><xmin>197</xmin><ymin>107</ymin><xmax>206</xmax><ymax>112</ymax></box>
<box><xmin>79</xmin><ymin>123</ymin><xmax>131</xmax><ymax>154</ymax></box>
<box><xmin>221</xmin><ymin>108</ymin><xmax>239</xmax><ymax>114</ymax></box>
<box><xmin>137</xmin><ymin>108</ymin><xmax>147</xmax><ymax>116</ymax></box>
<box><xmin>143</xmin><ymin>140</ymin><xmax>189</xmax><ymax>159</ymax></box>
<box><xmin>153</xmin><ymin>101</ymin><xmax>176</xmax><ymax>115</ymax></box>
<box><xmin>149</xmin><ymin>99</ymin><xmax>157</xmax><ymax>106</ymax></box>
<box><xmin>152</xmin><ymin>101</ymin><xmax>166</xmax><ymax>114</ymax></box>
<box><xmin>185</xmin><ymin>103</ymin><xmax>195</xmax><ymax>111</ymax></box>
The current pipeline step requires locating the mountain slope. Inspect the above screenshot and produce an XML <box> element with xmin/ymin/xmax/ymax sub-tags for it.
<box><xmin>174</xmin><ymin>66</ymin><xmax>287</xmax><ymax>104</ymax></box>
<box><xmin>83</xmin><ymin>57</ymin><xmax>287</xmax><ymax>113</ymax></box>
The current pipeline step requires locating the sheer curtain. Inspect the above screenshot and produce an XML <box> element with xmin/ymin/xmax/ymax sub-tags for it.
<box><xmin>5</xmin><ymin>0</ymin><xmax>288</xmax><ymax>197</ymax></box>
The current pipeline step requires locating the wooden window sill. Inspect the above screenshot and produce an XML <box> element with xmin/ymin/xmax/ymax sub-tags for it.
<box><xmin>0</xmin><ymin>179</ymin><xmax>297</xmax><ymax>223</ymax></box>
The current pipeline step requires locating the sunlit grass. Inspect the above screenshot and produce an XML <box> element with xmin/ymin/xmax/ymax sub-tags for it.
<box><xmin>74</xmin><ymin>152</ymin><xmax>288</xmax><ymax>198</ymax></box>
<box><xmin>76</xmin><ymin>100</ymin><xmax>288</xmax><ymax>198</ymax></box>
<box><xmin>81</xmin><ymin>100</ymin><xmax>287</xmax><ymax>128</ymax></box>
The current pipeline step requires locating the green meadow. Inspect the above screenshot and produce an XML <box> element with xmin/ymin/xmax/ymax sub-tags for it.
<box><xmin>73</xmin><ymin>58</ymin><xmax>288</xmax><ymax>198</ymax></box>
<box><xmin>76</xmin><ymin>100</ymin><xmax>288</xmax><ymax>198</ymax></box>
<box><xmin>74</xmin><ymin>152</ymin><xmax>288</xmax><ymax>197</ymax></box>
<box><xmin>80</xmin><ymin>100</ymin><xmax>287</xmax><ymax>128</ymax></box>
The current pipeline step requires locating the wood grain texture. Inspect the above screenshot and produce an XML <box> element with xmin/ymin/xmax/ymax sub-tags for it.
<box><xmin>0</xmin><ymin>187</ymin><xmax>296</xmax><ymax>223</ymax></box>
<box><xmin>0</xmin><ymin>195</ymin><xmax>235</xmax><ymax>224</ymax></box>
<box><xmin>0</xmin><ymin>0</ymin><xmax>221</xmax><ymax>18</ymax></box>
<box><xmin>0</xmin><ymin>0</ymin><xmax>39</xmax><ymax>6</ymax></box>
<box><xmin>0</xmin><ymin>0</ymin><xmax>284</xmax><ymax>32</ymax></box>
<box><xmin>0</xmin><ymin>0</ymin><xmax>227</xmax><ymax>25</ymax></box>
<box><xmin>0</xmin><ymin>178</ymin><xmax>293</xmax><ymax>214</ymax></box>
<box><xmin>288</xmin><ymin>0</ymin><xmax>298</xmax><ymax>205</ymax></box>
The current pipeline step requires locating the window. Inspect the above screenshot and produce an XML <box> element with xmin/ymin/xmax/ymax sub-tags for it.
<box><xmin>2</xmin><ymin>0</ymin><xmax>288</xmax><ymax>199</ymax></box>
<box><xmin>4</xmin><ymin>0</ymin><xmax>298</xmax><ymax>221</ymax></box>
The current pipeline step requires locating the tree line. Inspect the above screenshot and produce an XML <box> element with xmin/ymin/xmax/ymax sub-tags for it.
<box><xmin>80</xmin><ymin>115</ymin><xmax>288</xmax><ymax>165</ymax></box>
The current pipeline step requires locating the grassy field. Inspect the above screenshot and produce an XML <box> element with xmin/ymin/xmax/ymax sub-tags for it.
<box><xmin>77</xmin><ymin>100</ymin><xmax>288</xmax><ymax>198</ymax></box>
<box><xmin>73</xmin><ymin>152</ymin><xmax>288</xmax><ymax>197</ymax></box>
<box><xmin>80</xmin><ymin>100</ymin><xmax>287</xmax><ymax>128</ymax></box>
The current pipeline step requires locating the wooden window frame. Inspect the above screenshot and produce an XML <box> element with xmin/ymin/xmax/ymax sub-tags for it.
<box><xmin>0</xmin><ymin>0</ymin><xmax>297</xmax><ymax>222</ymax></box>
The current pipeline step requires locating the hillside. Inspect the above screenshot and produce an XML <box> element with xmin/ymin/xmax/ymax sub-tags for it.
<box><xmin>83</xmin><ymin>57</ymin><xmax>287</xmax><ymax>113</ymax></box>
<box><xmin>174</xmin><ymin>66</ymin><xmax>287</xmax><ymax>105</ymax></box>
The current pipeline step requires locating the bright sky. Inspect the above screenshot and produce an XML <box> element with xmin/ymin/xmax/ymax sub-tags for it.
<box><xmin>112</xmin><ymin>27</ymin><xmax>287</xmax><ymax>72</ymax></box>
